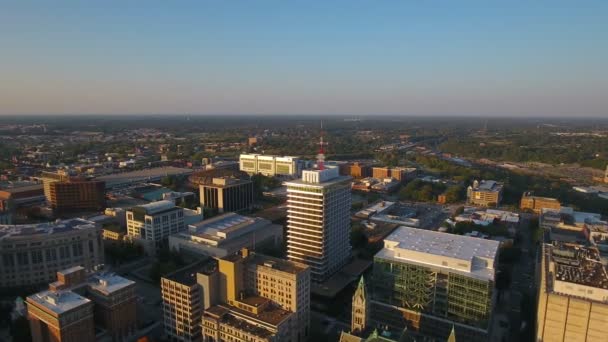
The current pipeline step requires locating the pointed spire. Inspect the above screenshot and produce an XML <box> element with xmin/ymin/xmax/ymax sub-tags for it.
<box><xmin>355</xmin><ymin>276</ymin><xmax>366</xmax><ymax>299</ymax></box>
<box><xmin>447</xmin><ymin>325</ymin><xmax>456</xmax><ymax>342</ymax></box>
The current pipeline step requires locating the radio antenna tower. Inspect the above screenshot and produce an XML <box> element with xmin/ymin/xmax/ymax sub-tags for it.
<box><xmin>317</xmin><ymin>121</ymin><xmax>328</xmax><ymax>170</ymax></box>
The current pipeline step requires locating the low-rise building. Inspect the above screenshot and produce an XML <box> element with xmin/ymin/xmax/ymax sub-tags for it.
<box><xmin>169</xmin><ymin>213</ymin><xmax>283</xmax><ymax>258</ymax></box>
<box><xmin>520</xmin><ymin>193</ymin><xmax>561</xmax><ymax>214</ymax></box>
<box><xmin>0</xmin><ymin>219</ymin><xmax>104</xmax><ymax>288</ymax></box>
<box><xmin>240</xmin><ymin>154</ymin><xmax>301</xmax><ymax>177</ymax></box>
<box><xmin>467</xmin><ymin>180</ymin><xmax>503</xmax><ymax>207</ymax></box>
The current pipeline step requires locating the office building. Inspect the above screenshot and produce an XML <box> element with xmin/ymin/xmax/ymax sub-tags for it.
<box><xmin>161</xmin><ymin>261</ymin><xmax>219</xmax><ymax>342</ymax></box>
<box><xmin>96</xmin><ymin>166</ymin><xmax>194</xmax><ymax>190</ymax></box>
<box><xmin>466</xmin><ymin>180</ymin><xmax>503</xmax><ymax>207</ymax></box>
<box><xmin>48</xmin><ymin>179</ymin><xmax>106</xmax><ymax>213</ymax></box>
<box><xmin>126</xmin><ymin>200</ymin><xmax>186</xmax><ymax>253</ymax></box>
<box><xmin>41</xmin><ymin>170</ymin><xmax>73</xmax><ymax>201</ymax></box>
<box><xmin>520</xmin><ymin>193</ymin><xmax>561</xmax><ymax>214</ymax></box>
<box><xmin>349</xmin><ymin>162</ymin><xmax>372</xmax><ymax>179</ymax></box>
<box><xmin>27</xmin><ymin>266</ymin><xmax>136</xmax><ymax>342</ymax></box>
<box><xmin>372</xmin><ymin>167</ymin><xmax>391</xmax><ymax>180</ymax></box>
<box><xmin>540</xmin><ymin>207</ymin><xmax>606</xmax><ymax>244</ymax></box>
<box><xmin>0</xmin><ymin>184</ymin><xmax>45</xmax><ymax>221</ymax></box>
<box><xmin>370</xmin><ymin>227</ymin><xmax>499</xmax><ymax>341</ymax></box>
<box><xmin>169</xmin><ymin>213</ymin><xmax>283</xmax><ymax>258</ymax></box>
<box><xmin>27</xmin><ymin>289</ymin><xmax>95</xmax><ymax>342</ymax></box>
<box><xmin>87</xmin><ymin>273</ymin><xmax>138</xmax><ymax>340</ymax></box>
<box><xmin>239</xmin><ymin>154</ymin><xmax>301</xmax><ymax>177</ymax></box>
<box><xmin>0</xmin><ymin>219</ymin><xmax>104</xmax><ymax>288</ymax></box>
<box><xmin>161</xmin><ymin>250</ymin><xmax>310</xmax><ymax>342</ymax></box>
<box><xmin>536</xmin><ymin>242</ymin><xmax>608</xmax><ymax>342</ymax></box>
<box><xmin>284</xmin><ymin>167</ymin><xmax>352</xmax><ymax>282</ymax></box>
<box><xmin>389</xmin><ymin>167</ymin><xmax>417</xmax><ymax>183</ymax></box>
<box><xmin>199</xmin><ymin>176</ymin><xmax>253</xmax><ymax>214</ymax></box>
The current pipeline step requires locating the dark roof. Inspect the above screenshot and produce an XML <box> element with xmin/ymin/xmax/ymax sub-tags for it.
<box><xmin>189</xmin><ymin>169</ymin><xmax>250</xmax><ymax>186</ymax></box>
<box><xmin>163</xmin><ymin>259</ymin><xmax>218</xmax><ymax>286</ymax></box>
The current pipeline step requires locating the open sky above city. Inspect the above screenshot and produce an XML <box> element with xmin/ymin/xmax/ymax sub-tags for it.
<box><xmin>1</xmin><ymin>1</ymin><xmax>607</xmax><ymax>117</ymax></box>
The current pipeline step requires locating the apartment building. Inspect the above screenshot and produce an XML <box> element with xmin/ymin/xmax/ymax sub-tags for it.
<box><xmin>536</xmin><ymin>242</ymin><xmax>608</xmax><ymax>342</ymax></box>
<box><xmin>467</xmin><ymin>180</ymin><xmax>503</xmax><ymax>207</ymax></box>
<box><xmin>284</xmin><ymin>167</ymin><xmax>352</xmax><ymax>282</ymax></box>
<box><xmin>0</xmin><ymin>219</ymin><xmax>104</xmax><ymax>288</ymax></box>
<box><xmin>370</xmin><ymin>227</ymin><xmax>499</xmax><ymax>342</ymax></box>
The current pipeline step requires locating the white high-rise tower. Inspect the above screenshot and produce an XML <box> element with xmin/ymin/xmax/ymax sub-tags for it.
<box><xmin>284</xmin><ymin>144</ymin><xmax>351</xmax><ymax>282</ymax></box>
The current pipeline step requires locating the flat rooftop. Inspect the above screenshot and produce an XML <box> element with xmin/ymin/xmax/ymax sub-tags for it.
<box><xmin>549</xmin><ymin>242</ymin><xmax>608</xmax><ymax>290</ymax></box>
<box><xmin>0</xmin><ymin>218</ymin><xmax>97</xmax><ymax>240</ymax></box>
<box><xmin>376</xmin><ymin>226</ymin><xmax>499</xmax><ymax>281</ymax></box>
<box><xmin>206</xmin><ymin>302</ymin><xmax>292</xmax><ymax>332</ymax></box>
<box><xmin>27</xmin><ymin>290</ymin><xmax>91</xmax><ymax>315</ymax></box>
<box><xmin>96</xmin><ymin>167</ymin><xmax>193</xmax><ymax>187</ymax></box>
<box><xmin>88</xmin><ymin>273</ymin><xmax>135</xmax><ymax>295</ymax></box>
<box><xmin>285</xmin><ymin>175</ymin><xmax>351</xmax><ymax>188</ymax></box>
<box><xmin>163</xmin><ymin>259</ymin><xmax>218</xmax><ymax>286</ymax></box>
<box><xmin>132</xmin><ymin>200</ymin><xmax>176</xmax><ymax>215</ymax></box>
<box><xmin>247</xmin><ymin>253</ymin><xmax>309</xmax><ymax>275</ymax></box>
<box><xmin>189</xmin><ymin>213</ymin><xmax>256</xmax><ymax>236</ymax></box>
<box><xmin>472</xmin><ymin>180</ymin><xmax>503</xmax><ymax>192</ymax></box>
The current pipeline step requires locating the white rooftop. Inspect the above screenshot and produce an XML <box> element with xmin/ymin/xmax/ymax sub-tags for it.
<box><xmin>88</xmin><ymin>273</ymin><xmax>135</xmax><ymax>295</ymax></box>
<box><xmin>376</xmin><ymin>226</ymin><xmax>500</xmax><ymax>281</ymax></box>
<box><xmin>28</xmin><ymin>290</ymin><xmax>91</xmax><ymax>314</ymax></box>
<box><xmin>134</xmin><ymin>200</ymin><xmax>176</xmax><ymax>214</ymax></box>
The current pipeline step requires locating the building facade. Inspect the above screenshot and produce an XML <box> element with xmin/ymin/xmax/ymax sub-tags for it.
<box><xmin>239</xmin><ymin>154</ymin><xmax>300</xmax><ymax>177</ymax></box>
<box><xmin>467</xmin><ymin>180</ymin><xmax>503</xmax><ymax>207</ymax></box>
<box><xmin>536</xmin><ymin>242</ymin><xmax>608</xmax><ymax>342</ymax></box>
<box><xmin>284</xmin><ymin>167</ymin><xmax>352</xmax><ymax>282</ymax></box>
<box><xmin>27</xmin><ymin>290</ymin><xmax>95</xmax><ymax>342</ymax></box>
<box><xmin>351</xmin><ymin>277</ymin><xmax>370</xmax><ymax>334</ymax></box>
<box><xmin>0</xmin><ymin>219</ymin><xmax>104</xmax><ymax>288</ymax></box>
<box><xmin>126</xmin><ymin>200</ymin><xmax>185</xmax><ymax>253</ymax></box>
<box><xmin>161</xmin><ymin>250</ymin><xmax>310</xmax><ymax>342</ymax></box>
<box><xmin>48</xmin><ymin>180</ymin><xmax>106</xmax><ymax>213</ymax></box>
<box><xmin>370</xmin><ymin>227</ymin><xmax>499</xmax><ymax>342</ymax></box>
<box><xmin>168</xmin><ymin>213</ymin><xmax>283</xmax><ymax>258</ymax></box>
<box><xmin>26</xmin><ymin>266</ymin><xmax>136</xmax><ymax>342</ymax></box>
<box><xmin>199</xmin><ymin>177</ymin><xmax>253</xmax><ymax>214</ymax></box>
<box><xmin>520</xmin><ymin>193</ymin><xmax>561</xmax><ymax>214</ymax></box>
<box><xmin>349</xmin><ymin>163</ymin><xmax>372</xmax><ymax>179</ymax></box>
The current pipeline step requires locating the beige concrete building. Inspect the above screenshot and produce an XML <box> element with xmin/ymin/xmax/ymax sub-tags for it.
<box><xmin>520</xmin><ymin>193</ymin><xmax>561</xmax><ymax>214</ymax></box>
<box><xmin>0</xmin><ymin>219</ymin><xmax>104</xmax><ymax>288</ymax></box>
<box><xmin>126</xmin><ymin>200</ymin><xmax>186</xmax><ymax>254</ymax></box>
<box><xmin>284</xmin><ymin>167</ymin><xmax>352</xmax><ymax>283</ymax></box>
<box><xmin>161</xmin><ymin>249</ymin><xmax>310</xmax><ymax>342</ymax></box>
<box><xmin>536</xmin><ymin>242</ymin><xmax>608</xmax><ymax>342</ymax></box>
<box><xmin>239</xmin><ymin>154</ymin><xmax>300</xmax><ymax>177</ymax></box>
<box><xmin>467</xmin><ymin>180</ymin><xmax>503</xmax><ymax>207</ymax></box>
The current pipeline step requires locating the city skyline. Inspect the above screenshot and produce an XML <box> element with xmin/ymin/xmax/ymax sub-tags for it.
<box><xmin>2</xmin><ymin>1</ymin><xmax>607</xmax><ymax>117</ymax></box>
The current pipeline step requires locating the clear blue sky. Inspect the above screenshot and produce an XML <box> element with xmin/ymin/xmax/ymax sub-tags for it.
<box><xmin>1</xmin><ymin>1</ymin><xmax>607</xmax><ymax>117</ymax></box>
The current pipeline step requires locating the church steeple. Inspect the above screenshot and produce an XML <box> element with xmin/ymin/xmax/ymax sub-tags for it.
<box><xmin>351</xmin><ymin>276</ymin><xmax>370</xmax><ymax>334</ymax></box>
<box><xmin>447</xmin><ymin>325</ymin><xmax>456</xmax><ymax>342</ymax></box>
